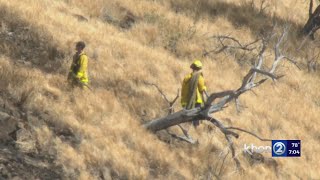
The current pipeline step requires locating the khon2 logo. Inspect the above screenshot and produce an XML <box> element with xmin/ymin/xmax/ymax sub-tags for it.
<box><xmin>273</xmin><ymin>142</ymin><xmax>286</xmax><ymax>155</ymax></box>
<box><xmin>272</xmin><ymin>140</ymin><xmax>301</xmax><ymax>157</ymax></box>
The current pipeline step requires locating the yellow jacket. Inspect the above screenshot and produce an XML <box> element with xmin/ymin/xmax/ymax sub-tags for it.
<box><xmin>181</xmin><ymin>72</ymin><xmax>206</xmax><ymax>108</ymax></box>
<box><xmin>69</xmin><ymin>52</ymin><xmax>89</xmax><ymax>84</ymax></box>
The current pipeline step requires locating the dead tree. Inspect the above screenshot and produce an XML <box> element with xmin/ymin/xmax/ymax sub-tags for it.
<box><xmin>144</xmin><ymin>28</ymin><xmax>299</xmax><ymax>170</ymax></box>
<box><xmin>144</xmin><ymin>82</ymin><xmax>197</xmax><ymax>144</ymax></box>
<box><xmin>302</xmin><ymin>0</ymin><xmax>320</xmax><ymax>39</ymax></box>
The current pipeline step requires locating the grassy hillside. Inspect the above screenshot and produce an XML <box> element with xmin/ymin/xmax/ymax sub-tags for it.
<box><xmin>0</xmin><ymin>0</ymin><xmax>319</xmax><ymax>179</ymax></box>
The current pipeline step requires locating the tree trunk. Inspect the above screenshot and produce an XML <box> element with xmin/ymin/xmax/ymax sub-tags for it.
<box><xmin>302</xmin><ymin>0</ymin><xmax>320</xmax><ymax>39</ymax></box>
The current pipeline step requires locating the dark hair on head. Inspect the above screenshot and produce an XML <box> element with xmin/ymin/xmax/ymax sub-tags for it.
<box><xmin>76</xmin><ymin>41</ymin><xmax>86</xmax><ymax>49</ymax></box>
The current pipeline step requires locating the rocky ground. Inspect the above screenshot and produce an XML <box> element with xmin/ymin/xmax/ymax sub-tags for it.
<box><xmin>0</xmin><ymin>96</ymin><xmax>63</xmax><ymax>179</ymax></box>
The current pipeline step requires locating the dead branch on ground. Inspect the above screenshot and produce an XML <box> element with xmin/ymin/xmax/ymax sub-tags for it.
<box><xmin>144</xmin><ymin>82</ymin><xmax>196</xmax><ymax>144</ymax></box>
<box><xmin>144</xmin><ymin>28</ymin><xmax>299</xmax><ymax>171</ymax></box>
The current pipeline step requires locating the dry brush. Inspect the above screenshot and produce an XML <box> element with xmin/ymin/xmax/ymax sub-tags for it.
<box><xmin>144</xmin><ymin>28</ymin><xmax>299</xmax><ymax>171</ymax></box>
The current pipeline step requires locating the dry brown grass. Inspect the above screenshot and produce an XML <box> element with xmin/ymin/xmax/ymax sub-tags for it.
<box><xmin>0</xmin><ymin>0</ymin><xmax>319</xmax><ymax>179</ymax></box>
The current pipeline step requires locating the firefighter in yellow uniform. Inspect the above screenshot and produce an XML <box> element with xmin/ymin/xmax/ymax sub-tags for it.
<box><xmin>68</xmin><ymin>41</ymin><xmax>89</xmax><ymax>89</ymax></box>
<box><xmin>181</xmin><ymin>60</ymin><xmax>207</xmax><ymax>127</ymax></box>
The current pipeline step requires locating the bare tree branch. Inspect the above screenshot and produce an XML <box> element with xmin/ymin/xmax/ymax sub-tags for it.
<box><xmin>307</xmin><ymin>47</ymin><xmax>320</xmax><ymax>72</ymax></box>
<box><xmin>211</xmin><ymin>35</ymin><xmax>260</xmax><ymax>51</ymax></box>
<box><xmin>205</xmin><ymin>91</ymin><xmax>235</xmax><ymax>108</ymax></box>
<box><xmin>144</xmin><ymin>81</ymin><xmax>171</xmax><ymax>103</ymax></box>
<box><xmin>165</xmin><ymin>129</ymin><xmax>197</xmax><ymax>144</ymax></box>
<box><xmin>144</xmin><ymin>81</ymin><xmax>180</xmax><ymax>115</ymax></box>
<box><xmin>207</xmin><ymin>117</ymin><xmax>239</xmax><ymax>138</ymax></box>
<box><xmin>218</xmin><ymin>150</ymin><xmax>229</xmax><ymax>176</ymax></box>
<box><xmin>144</xmin><ymin>34</ymin><xmax>290</xmax><ymax>128</ymax></box>
<box><xmin>251</xmin><ymin>40</ymin><xmax>267</xmax><ymax>82</ymax></box>
<box><xmin>203</xmin><ymin>35</ymin><xmax>260</xmax><ymax>56</ymax></box>
<box><xmin>145</xmin><ymin>28</ymin><xmax>294</xmax><ymax>131</ymax></box>
<box><xmin>144</xmin><ymin>81</ymin><xmax>198</xmax><ymax>143</ymax></box>
<box><xmin>177</xmin><ymin>124</ymin><xmax>189</xmax><ymax>138</ymax></box>
<box><xmin>270</xmin><ymin>28</ymin><xmax>301</xmax><ymax>73</ymax></box>
<box><xmin>310</xmin><ymin>0</ymin><xmax>314</xmax><ymax>18</ymax></box>
<box><xmin>283</xmin><ymin>56</ymin><xmax>301</xmax><ymax>70</ymax></box>
<box><xmin>144</xmin><ymin>28</ymin><xmax>298</xmax><ymax>170</ymax></box>
<box><xmin>225</xmin><ymin>134</ymin><xmax>242</xmax><ymax>171</ymax></box>
<box><xmin>204</xmin><ymin>116</ymin><xmax>242</xmax><ymax>169</ymax></box>
<box><xmin>225</xmin><ymin>127</ymin><xmax>272</xmax><ymax>141</ymax></box>
<box><xmin>169</xmin><ymin>89</ymin><xmax>180</xmax><ymax>114</ymax></box>
<box><xmin>302</xmin><ymin>0</ymin><xmax>320</xmax><ymax>39</ymax></box>
<box><xmin>235</xmin><ymin>98</ymin><xmax>241</xmax><ymax>113</ymax></box>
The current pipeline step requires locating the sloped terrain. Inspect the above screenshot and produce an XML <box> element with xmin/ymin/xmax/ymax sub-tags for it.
<box><xmin>0</xmin><ymin>0</ymin><xmax>319</xmax><ymax>179</ymax></box>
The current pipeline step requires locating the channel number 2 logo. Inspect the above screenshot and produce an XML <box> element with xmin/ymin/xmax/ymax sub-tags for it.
<box><xmin>273</xmin><ymin>142</ymin><xmax>286</xmax><ymax>155</ymax></box>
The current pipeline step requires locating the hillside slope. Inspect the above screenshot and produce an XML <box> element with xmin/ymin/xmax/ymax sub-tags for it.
<box><xmin>0</xmin><ymin>0</ymin><xmax>319</xmax><ymax>179</ymax></box>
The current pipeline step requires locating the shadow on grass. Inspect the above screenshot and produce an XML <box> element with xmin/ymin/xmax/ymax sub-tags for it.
<box><xmin>0</xmin><ymin>5</ymin><xmax>66</xmax><ymax>74</ymax></box>
<box><xmin>171</xmin><ymin>0</ymin><xmax>305</xmax><ymax>37</ymax></box>
<box><xmin>170</xmin><ymin>0</ymin><xmax>318</xmax><ymax>69</ymax></box>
